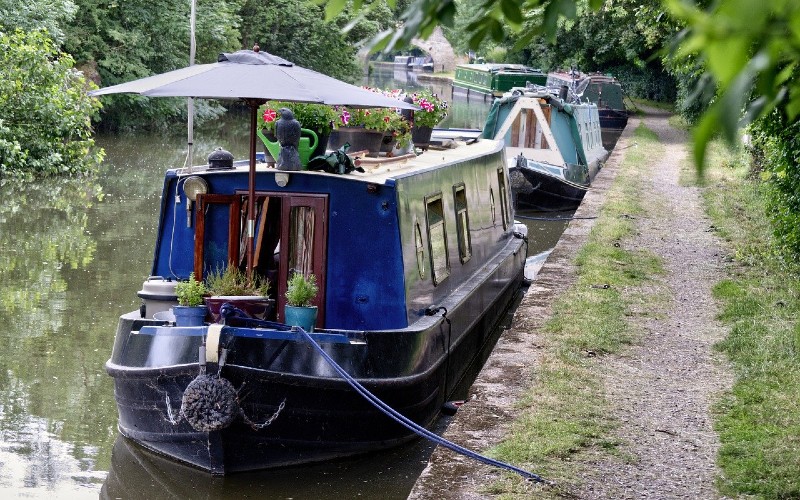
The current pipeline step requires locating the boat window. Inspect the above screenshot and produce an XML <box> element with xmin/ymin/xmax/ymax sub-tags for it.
<box><xmin>489</xmin><ymin>188</ymin><xmax>496</xmax><ymax>225</ymax></box>
<box><xmin>453</xmin><ymin>184</ymin><xmax>472</xmax><ymax>264</ymax></box>
<box><xmin>497</xmin><ymin>169</ymin><xmax>509</xmax><ymax>230</ymax></box>
<box><xmin>425</xmin><ymin>193</ymin><xmax>450</xmax><ymax>285</ymax></box>
<box><xmin>510</xmin><ymin>107</ymin><xmax>549</xmax><ymax>150</ymax></box>
<box><xmin>414</xmin><ymin>220</ymin><xmax>425</xmax><ymax>279</ymax></box>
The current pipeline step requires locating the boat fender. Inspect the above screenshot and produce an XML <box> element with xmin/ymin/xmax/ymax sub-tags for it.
<box><xmin>180</xmin><ymin>374</ymin><xmax>240</xmax><ymax>432</ymax></box>
<box><xmin>441</xmin><ymin>400</ymin><xmax>464</xmax><ymax>416</ymax></box>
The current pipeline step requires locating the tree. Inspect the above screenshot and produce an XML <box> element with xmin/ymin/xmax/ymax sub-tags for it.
<box><xmin>63</xmin><ymin>0</ymin><xmax>243</xmax><ymax>130</ymax></box>
<box><xmin>325</xmin><ymin>0</ymin><xmax>800</xmax><ymax>170</ymax></box>
<box><xmin>239</xmin><ymin>0</ymin><xmax>393</xmax><ymax>83</ymax></box>
<box><xmin>0</xmin><ymin>0</ymin><xmax>77</xmax><ymax>44</ymax></box>
<box><xmin>0</xmin><ymin>29</ymin><xmax>103</xmax><ymax>176</ymax></box>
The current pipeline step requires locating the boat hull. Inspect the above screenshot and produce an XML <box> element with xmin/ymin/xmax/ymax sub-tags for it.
<box><xmin>509</xmin><ymin>163</ymin><xmax>589</xmax><ymax>212</ymax></box>
<box><xmin>106</xmin><ymin>237</ymin><xmax>525</xmax><ymax>474</ymax></box>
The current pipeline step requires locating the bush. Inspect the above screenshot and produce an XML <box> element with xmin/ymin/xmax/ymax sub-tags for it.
<box><xmin>0</xmin><ymin>29</ymin><xmax>104</xmax><ymax>177</ymax></box>
<box><xmin>751</xmin><ymin>110</ymin><xmax>800</xmax><ymax>260</ymax></box>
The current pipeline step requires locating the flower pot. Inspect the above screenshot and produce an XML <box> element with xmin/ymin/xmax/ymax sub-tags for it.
<box><xmin>173</xmin><ymin>305</ymin><xmax>207</xmax><ymax>327</ymax></box>
<box><xmin>204</xmin><ymin>296</ymin><xmax>275</xmax><ymax>323</ymax></box>
<box><xmin>411</xmin><ymin>125</ymin><xmax>433</xmax><ymax>149</ymax></box>
<box><xmin>261</xmin><ymin>129</ymin><xmax>277</xmax><ymax>165</ymax></box>
<box><xmin>310</xmin><ymin>132</ymin><xmax>330</xmax><ymax>160</ymax></box>
<box><xmin>380</xmin><ymin>133</ymin><xmax>397</xmax><ymax>153</ymax></box>
<box><xmin>328</xmin><ymin>127</ymin><xmax>384</xmax><ymax>155</ymax></box>
<box><xmin>284</xmin><ymin>305</ymin><xmax>318</xmax><ymax>332</ymax></box>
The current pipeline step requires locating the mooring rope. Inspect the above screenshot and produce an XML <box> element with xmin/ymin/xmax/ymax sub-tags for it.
<box><xmin>293</xmin><ymin>325</ymin><xmax>550</xmax><ymax>484</ymax></box>
<box><xmin>515</xmin><ymin>213</ymin><xmax>598</xmax><ymax>221</ymax></box>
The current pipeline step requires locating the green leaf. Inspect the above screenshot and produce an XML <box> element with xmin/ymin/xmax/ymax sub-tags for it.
<box><xmin>692</xmin><ymin>106</ymin><xmax>720</xmax><ymax>176</ymax></box>
<box><xmin>500</xmin><ymin>0</ymin><xmax>524</xmax><ymax>25</ymax></box>
<box><xmin>325</xmin><ymin>0</ymin><xmax>348</xmax><ymax>21</ymax></box>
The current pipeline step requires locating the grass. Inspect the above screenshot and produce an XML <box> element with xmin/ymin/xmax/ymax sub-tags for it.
<box><xmin>483</xmin><ymin>124</ymin><xmax>668</xmax><ymax>497</ymax></box>
<box><xmin>697</xmin><ymin>138</ymin><xmax>800</xmax><ymax>498</ymax></box>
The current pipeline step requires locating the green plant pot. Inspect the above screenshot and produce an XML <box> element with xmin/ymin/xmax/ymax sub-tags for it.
<box><xmin>173</xmin><ymin>305</ymin><xmax>207</xmax><ymax>327</ymax></box>
<box><xmin>284</xmin><ymin>305</ymin><xmax>318</xmax><ymax>333</ymax></box>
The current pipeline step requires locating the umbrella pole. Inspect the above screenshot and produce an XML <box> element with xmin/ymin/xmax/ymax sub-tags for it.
<box><xmin>246</xmin><ymin>99</ymin><xmax>266</xmax><ymax>279</ymax></box>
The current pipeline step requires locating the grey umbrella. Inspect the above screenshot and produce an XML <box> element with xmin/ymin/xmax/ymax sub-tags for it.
<box><xmin>91</xmin><ymin>49</ymin><xmax>417</xmax><ymax>276</ymax></box>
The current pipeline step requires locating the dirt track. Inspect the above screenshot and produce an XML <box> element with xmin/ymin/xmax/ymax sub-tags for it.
<box><xmin>408</xmin><ymin>108</ymin><xmax>732</xmax><ymax>499</ymax></box>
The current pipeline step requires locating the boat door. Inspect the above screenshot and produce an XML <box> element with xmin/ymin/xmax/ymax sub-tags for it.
<box><xmin>275</xmin><ymin>195</ymin><xmax>328</xmax><ymax>324</ymax></box>
<box><xmin>193</xmin><ymin>192</ymin><xmax>328</xmax><ymax>326</ymax></box>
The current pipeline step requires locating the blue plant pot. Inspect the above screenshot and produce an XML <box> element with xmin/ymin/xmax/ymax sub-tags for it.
<box><xmin>284</xmin><ymin>305</ymin><xmax>318</xmax><ymax>333</ymax></box>
<box><xmin>173</xmin><ymin>305</ymin><xmax>208</xmax><ymax>327</ymax></box>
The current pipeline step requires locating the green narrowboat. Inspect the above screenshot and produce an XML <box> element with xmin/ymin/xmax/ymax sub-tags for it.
<box><xmin>453</xmin><ymin>64</ymin><xmax>547</xmax><ymax>99</ymax></box>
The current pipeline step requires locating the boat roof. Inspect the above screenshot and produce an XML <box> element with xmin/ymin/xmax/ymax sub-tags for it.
<box><xmin>175</xmin><ymin>138</ymin><xmax>505</xmax><ymax>186</ymax></box>
<box><xmin>457</xmin><ymin>63</ymin><xmax>544</xmax><ymax>74</ymax></box>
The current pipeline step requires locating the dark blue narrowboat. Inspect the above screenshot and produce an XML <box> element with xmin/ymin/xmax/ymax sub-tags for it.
<box><xmin>105</xmin><ymin>137</ymin><xmax>527</xmax><ymax>474</ymax></box>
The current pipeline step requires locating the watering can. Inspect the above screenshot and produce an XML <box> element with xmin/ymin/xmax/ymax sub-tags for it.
<box><xmin>256</xmin><ymin>128</ymin><xmax>319</xmax><ymax>167</ymax></box>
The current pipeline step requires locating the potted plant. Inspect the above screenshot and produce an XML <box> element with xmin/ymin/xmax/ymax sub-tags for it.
<box><xmin>282</xmin><ymin>102</ymin><xmax>337</xmax><ymax>159</ymax></box>
<box><xmin>258</xmin><ymin>106</ymin><xmax>279</xmax><ymax>164</ymax></box>
<box><xmin>328</xmin><ymin>87</ymin><xmax>410</xmax><ymax>155</ymax></box>
<box><xmin>174</xmin><ymin>273</ymin><xmax>208</xmax><ymax>326</ymax></box>
<box><xmin>408</xmin><ymin>89</ymin><xmax>449</xmax><ymax>146</ymax></box>
<box><xmin>284</xmin><ymin>272</ymin><xmax>319</xmax><ymax>332</ymax></box>
<box><xmin>204</xmin><ymin>266</ymin><xmax>273</xmax><ymax>322</ymax></box>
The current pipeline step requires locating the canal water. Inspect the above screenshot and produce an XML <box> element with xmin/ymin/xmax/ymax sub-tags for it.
<box><xmin>0</xmin><ymin>67</ymin><xmax>569</xmax><ymax>498</ymax></box>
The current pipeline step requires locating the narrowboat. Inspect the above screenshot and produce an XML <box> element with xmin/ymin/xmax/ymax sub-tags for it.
<box><xmin>105</xmin><ymin>135</ymin><xmax>527</xmax><ymax>474</ymax></box>
<box><xmin>452</xmin><ymin>63</ymin><xmax>547</xmax><ymax>100</ymax></box>
<box><xmin>482</xmin><ymin>86</ymin><xmax>608</xmax><ymax>211</ymax></box>
<box><xmin>547</xmin><ymin>71</ymin><xmax>629</xmax><ymax>149</ymax></box>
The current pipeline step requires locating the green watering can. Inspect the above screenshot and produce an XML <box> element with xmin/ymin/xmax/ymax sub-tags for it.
<box><xmin>256</xmin><ymin>128</ymin><xmax>319</xmax><ymax>167</ymax></box>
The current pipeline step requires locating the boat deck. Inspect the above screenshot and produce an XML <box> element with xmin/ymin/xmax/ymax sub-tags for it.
<box><xmin>181</xmin><ymin>138</ymin><xmax>504</xmax><ymax>184</ymax></box>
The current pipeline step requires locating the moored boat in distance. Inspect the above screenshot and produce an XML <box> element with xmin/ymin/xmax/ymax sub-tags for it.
<box><xmin>106</xmin><ymin>133</ymin><xmax>527</xmax><ymax>474</ymax></box>
<box><xmin>482</xmin><ymin>85</ymin><xmax>608</xmax><ymax>211</ymax></box>
<box><xmin>453</xmin><ymin>63</ymin><xmax>547</xmax><ymax>100</ymax></box>
<box><xmin>547</xmin><ymin>70</ymin><xmax>629</xmax><ymax>150</ymax></box>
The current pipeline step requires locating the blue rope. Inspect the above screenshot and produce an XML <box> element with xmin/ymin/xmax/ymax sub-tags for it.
<box><xmin>293</xmin><ymin>324</ymin><xmax>549</xmax><ymax>484</ymax></box>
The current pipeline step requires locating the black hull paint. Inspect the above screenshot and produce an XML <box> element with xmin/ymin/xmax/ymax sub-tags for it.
<box><xmin>510</xmin><ymin>166</ymin><xmax>588</xmax><ymax>212</ymax></box>
<box><xmin>107</xmin><ymin>245</ymin><xmax>525</xmax><ymax>474</ymax></box>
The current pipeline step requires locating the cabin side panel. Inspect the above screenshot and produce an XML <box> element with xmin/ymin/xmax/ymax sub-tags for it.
<box><xmin>394</xmin><ymin>146</ymin><xmax>513</xmax><ymax>325</ymax></box>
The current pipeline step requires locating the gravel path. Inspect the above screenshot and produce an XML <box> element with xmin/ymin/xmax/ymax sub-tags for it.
<box><xmin>576</xmin><ymin>108</ymin><xmax>733</xmax><ymax>498</ymax></box>
<box><xmin>409</xmin><ymin>108</ymin><xmax>733</xmax><ymax>499</ymax></box>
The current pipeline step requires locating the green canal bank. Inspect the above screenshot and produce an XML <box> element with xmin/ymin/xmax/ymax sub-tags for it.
<box><xmin>409</xmin><ymin>107</ymin><xmax>740</xmax><ymax>498</ymax></box>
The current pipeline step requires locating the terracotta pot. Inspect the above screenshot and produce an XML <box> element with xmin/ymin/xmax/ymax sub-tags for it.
<box><xmin>204</xmin><ymin>296</ymin><xmax>275</xmax><ymax>323</ymax></box>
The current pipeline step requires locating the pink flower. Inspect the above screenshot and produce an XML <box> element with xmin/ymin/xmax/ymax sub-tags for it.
<box><xmin>340</xmin><ymin>109</ymin><xmax>350</xmax><ymax>125</ymax></box>
<box><xmin>262</xmin><ymin>108</ymin><xmax>277</xmax><ymax>123</ymax></box>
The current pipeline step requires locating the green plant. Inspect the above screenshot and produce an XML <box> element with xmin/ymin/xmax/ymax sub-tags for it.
<box><xmin>259</xmin><ymin>102</ymin><xmax>338</xmax><ymax>135</ymax></box>
<box><xmin>205</xmin><ymin>266</ymin><xmax>270</xmax><ymax>297</ymax></box>
<box><xmin>175</xmin><ymin>272</ymin><xmax>207</xmax><ymax>306</ymax></box>
<box><xmin>408</xmin><ymin>89</ymin><xmax>448</xmax><ymax>128</ymax></box>
<box><xmin>285</xmin><ymin>272</ymin><xmax>318</xmax><ymax>307</ymax></box>
<box><xmin>335</xmin><ymin>106</ymin><xmax>402</xmax><ymax>134</ymax></box>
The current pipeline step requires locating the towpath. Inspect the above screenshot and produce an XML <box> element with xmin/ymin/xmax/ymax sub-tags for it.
<box><xmin>408</xmin><ymin>107</ymin><xmax>733</xmax><ymax>498</ymax></box>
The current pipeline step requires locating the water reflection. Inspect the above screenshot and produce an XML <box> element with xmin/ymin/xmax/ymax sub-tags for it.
<box><xmin>0</xmin><ymin>67</ymin><xmax>569</xmax><ymax>498</ymax></box>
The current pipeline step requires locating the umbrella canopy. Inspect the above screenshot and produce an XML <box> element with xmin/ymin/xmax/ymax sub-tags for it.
<box><xmin>90</xmin><ymin>50</ymin><xmax>417</xmax><ymax>109</ymax></box>
<box><xmin>90</xmin><ymin>49</ymin><xmax>417</xmax><ymax>278</ymax></box>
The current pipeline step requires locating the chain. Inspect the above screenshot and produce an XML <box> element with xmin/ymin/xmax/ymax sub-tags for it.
<box><xmin>244</xmin><ymin>398</ymin><xmax>287</xmax><ymax>430</ymax></box>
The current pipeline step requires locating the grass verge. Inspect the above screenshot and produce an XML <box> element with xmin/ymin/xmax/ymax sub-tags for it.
<box><xmin>696</xmin><ymin>139</ymin><xmax>800</xmax><ymax>498</ymax></box>
<box><xmin>483</xmin><ymin>124</ymin><xmax>667</xmax><ymax>498</ymax></box>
